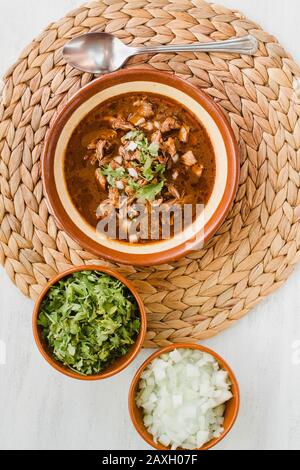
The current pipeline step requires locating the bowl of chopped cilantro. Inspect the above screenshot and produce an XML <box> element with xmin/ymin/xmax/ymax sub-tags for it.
<box><xmin>33</xmin><ymin>265</ymin><xmax>146</xmax><ymax>380</ymax></box>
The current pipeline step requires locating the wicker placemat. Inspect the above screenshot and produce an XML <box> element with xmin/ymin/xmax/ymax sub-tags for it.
<box><xmin>1</xmin><ymin>0</ymin><xmax>300</xmax><ymax>348</ymax></box>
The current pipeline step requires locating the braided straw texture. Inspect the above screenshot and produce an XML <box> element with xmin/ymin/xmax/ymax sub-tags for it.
<box><xmin>1</xmin><ymin>0</ymin><xmax>300</xmax><ymax>348</ymax></box>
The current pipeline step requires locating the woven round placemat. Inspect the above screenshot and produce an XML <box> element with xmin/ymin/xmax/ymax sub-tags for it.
<box><xmin>1</xmin><ymin>0</ymin><xmax>300</xmax><ymax>348</ymax></box>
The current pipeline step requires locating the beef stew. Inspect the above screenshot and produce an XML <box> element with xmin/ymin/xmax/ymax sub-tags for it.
<box><xmin>64</xmin><ymin>93</ymin><xmax>216</xmax><ymax>244</ymax></box>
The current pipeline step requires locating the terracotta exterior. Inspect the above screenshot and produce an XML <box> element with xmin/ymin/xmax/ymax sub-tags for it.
<box><xmin>42</xmin><ymin>69</ymin><xmax>240</xmax><ymax>266</ymax></box>
<box><xmin>128</xmin><ymin>343</ymin><xmax>240</xmax><ymax>451</ymax></box>
<box><xmin>32</xmin><ymin>265</ymin><xmax>147</xmax><ymax>381</ymax></box>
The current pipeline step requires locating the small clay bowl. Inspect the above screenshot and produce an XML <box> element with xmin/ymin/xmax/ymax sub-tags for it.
<box><xmin>33</xmin><ymin>265</ymin><xmax>147</xmax><ymax>380</ymax></box>
<box><xmin>129</xmin><ymin>343</ymin><xmax>240</xmax><ymax>451</ymax></box>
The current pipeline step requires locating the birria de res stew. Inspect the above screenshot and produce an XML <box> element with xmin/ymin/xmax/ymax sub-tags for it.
<box><xmin>64</xmin><ymin>93</ymin><xmax>216</xmax><ymax>244</ymax></box>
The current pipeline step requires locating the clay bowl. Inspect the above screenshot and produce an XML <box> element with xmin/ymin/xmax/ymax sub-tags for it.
<box><xmin>32</xmin><ymin>265</ymin><xmax>147</xmax><ymax>380</ymax></box>
<box><xmin>129</xmin><ymin>343</ymin><xmax>240</xmax><ymax>450</ymax></box>
<box><xmin>42</xmin><ymin>69</ymin><xmax>239</xmax><ymax>266</ymax></box>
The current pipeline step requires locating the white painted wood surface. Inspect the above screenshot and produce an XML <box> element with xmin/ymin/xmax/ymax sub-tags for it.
<box><xmin>0</xmin><ymin>0</ymin><xmax>300</xmax><ymax>450</ymax></box>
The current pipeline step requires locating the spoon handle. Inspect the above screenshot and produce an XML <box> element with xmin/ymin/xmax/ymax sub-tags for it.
<box><xmin>134</xmin><ymin>35</ymin><xmax>258</xmax><ymax>56</ymax></box>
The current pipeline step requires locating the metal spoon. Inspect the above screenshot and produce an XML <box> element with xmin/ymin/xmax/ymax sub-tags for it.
<box><xmin>63</xmin><ymin>32</ymin><xmax>258</xmax><ymax>74</ymax></box>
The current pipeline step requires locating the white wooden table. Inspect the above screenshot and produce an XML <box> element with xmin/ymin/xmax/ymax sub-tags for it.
<box><xmin>0</xmin><ymin>0</ymin><xmax>300</xmax><ymax>450</ymax></box>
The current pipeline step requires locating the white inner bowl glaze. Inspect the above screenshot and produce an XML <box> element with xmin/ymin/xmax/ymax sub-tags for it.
<box><xmin>55</xmin><ymin>81</ymin><xmax>228</xmax><ymax>255</ymax></box>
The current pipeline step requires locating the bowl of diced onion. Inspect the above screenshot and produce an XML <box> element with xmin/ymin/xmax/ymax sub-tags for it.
<box><xmin>129</xmin><ymin>344</ymin><xmax>240</xmax><ymax>451</ymax></box>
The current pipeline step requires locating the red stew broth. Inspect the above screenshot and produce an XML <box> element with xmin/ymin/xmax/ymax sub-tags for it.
<box><xmin>64</xmin><ymin>93</ymin><xmax>216</xmax><ymax>243</ymax></box>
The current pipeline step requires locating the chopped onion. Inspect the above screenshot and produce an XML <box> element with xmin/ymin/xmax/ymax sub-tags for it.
<box><xmin>136</xmin><ymin>349</ymin><xmax>233</xmax><ymax>450</ymax></box>
<box><xmin>114</xmin><ymin>156</ymin><xmax>123</xmax><ymax>165</ymax></box>
<box><xmin>127</xmin><ymin>141</ymin><xmax>138</xmax><ymax>152</ymax></box>
<box><xmin>116</xmin><ymin>180</ymin><xmax>124</xmax><ymax>190</ymax></box>
<box><xmin>128</xmin><ymin>168</ymin><xmax>138</xmax><ymax>179</ymax></box>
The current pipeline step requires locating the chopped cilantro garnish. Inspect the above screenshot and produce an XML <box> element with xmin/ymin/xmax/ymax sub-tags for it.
<box><xmin>38</xmin><ymin>271</ymin><xmax>141</xmax><ymax>376</ymax></box>
<box><xmin>102</xmin><ymin>131</ymin><xmax>166</xmax><ymax>202</ymax></box>
<box><xmin>155</xmin><ymin>163</ymin><xmax>166</xmax><ymax>177</ymax></box>
<box><xmin>137</xmin><ymin>181</ymin><xmax>165</xmax><ymax>202</ymax></box>
<box><xmin>124</xmin><ymin>130</ymin><xmax>144</xmax><ymax>142</ymax></box>
<box><xmin>101</xmin><ymin>166</ymin><xmax>126</xmax><ymax>187</ymax></box>
<box><xmin>148</xmin><ymin>142</ymin><xmax>159</xmax><ymax>157</ymax></box>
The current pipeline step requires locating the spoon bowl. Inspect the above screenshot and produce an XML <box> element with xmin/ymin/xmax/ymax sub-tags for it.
<box><xmin>63</xmin><ymin>33</ymin><xmax>134</xmax><ymax>74</ymax></box>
